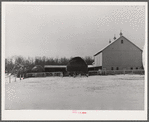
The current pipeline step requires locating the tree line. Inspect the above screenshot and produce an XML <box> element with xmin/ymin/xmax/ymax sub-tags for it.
<box><xmin>5</xmin><ymin>56</ymin><xmax>94</xmax><ymax>73</ymax></box>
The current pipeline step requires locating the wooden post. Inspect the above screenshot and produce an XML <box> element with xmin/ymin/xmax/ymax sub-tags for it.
<box><xmin>20</xmin><ymin>74</ymin><xmax>21</xmax><ymax>80</ymax></box>
<box><xmin>73</xmin><ymin>72</ymin><xmax>76</xmax><ymax>78</ymax></box>
<box><xmin>15</xmin><ymin>75</ymin><xmax>16</xmax><ymax>82</ymax></box>
<box><xmin>23</xmin><ymin>74</ymin><xmax>24</xmax><ymax>79</ymax></box>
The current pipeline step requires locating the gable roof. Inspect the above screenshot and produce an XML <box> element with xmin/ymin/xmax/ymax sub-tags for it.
<box><xmin>94</xmin><ymin>36</ymin><xmax>142</xmax><ymax>56</ymax></box>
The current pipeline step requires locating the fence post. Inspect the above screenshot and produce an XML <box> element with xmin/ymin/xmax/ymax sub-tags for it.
<box><xmin>20</xmin><ymin>74</ymin><xmax>21</xmax><ymax>80</ymax></box>
<box><xmin>15</xmin><ymin>75</ymin><xmax>16</xmax><ymax>82</ymax></box>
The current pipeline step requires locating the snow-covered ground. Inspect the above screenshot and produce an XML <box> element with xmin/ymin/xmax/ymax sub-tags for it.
<box><xmin>5</xmin><ymin>75</ymin><xmax>144</xmax><ymax>110</ymax></box>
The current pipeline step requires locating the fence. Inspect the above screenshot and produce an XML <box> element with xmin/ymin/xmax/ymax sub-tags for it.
<box><xmin>5</xmin><ymin>74</ymin><xmax>22</xmax><ymax>83</ymax></box>
<box><xmin>45</xmin><ymin>72</ymin><xmax>63</xmax><ymax>77</ymax></box>
<box><xmin>26</xmin><ymin>72</ymin><xmax>63</xmax><ymax>78</ymax></box>
<box><xmin>18</xmin><ymin>70</ymin><xmax>146</xmax><ymax>78</ymax></box>
<box><xmin>26</xmin><ymin>72</ymin><xmax>46</xmax><ymax>77</ymax></box>
<box><xmin>5</xmin><ymin>72</ymin><xmax>64</xmax><ymax>83</ymax></box>
<box><xmin>89</xmin><ymin>69</ymin><xmax>144</xmax><ymax>75</ymax></box>
<box><xmin>5</xmin><ymin>70</ymin><xmax>144</xmax><ymax>83</ymax></box>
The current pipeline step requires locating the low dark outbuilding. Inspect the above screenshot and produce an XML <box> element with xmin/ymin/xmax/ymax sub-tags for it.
<box><xmin>67</xmin><ymin>57</ymin><xmax>88</xmax><ymax>76</ymax></box>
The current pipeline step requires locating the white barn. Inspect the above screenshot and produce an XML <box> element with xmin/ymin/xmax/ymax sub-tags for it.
<box><xmin>94</xmin><ymin>32</ymin><xmax>143</xmax><ymax>71</ymax></box>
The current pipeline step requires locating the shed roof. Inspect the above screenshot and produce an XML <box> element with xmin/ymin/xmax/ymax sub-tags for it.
<box><xmin>94</xmin><ymin>36</ymin><xmax>142</xmax><ymax>56</ymax></box>
<box><xmin>44</xmin><ymin>65</ymin><xmax>94</xmax><ymax>68</ymax></box>
<box><xmin>44</xmin><ymin>65</ymin><xmax>66</xmax><ymax>68</ymax></box>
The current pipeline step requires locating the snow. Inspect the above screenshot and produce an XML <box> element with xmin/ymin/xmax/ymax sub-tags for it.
<box><xmin>5</xmin><ymin>75</ymin><xmax>144</xmax><ymax>110</ymax></box>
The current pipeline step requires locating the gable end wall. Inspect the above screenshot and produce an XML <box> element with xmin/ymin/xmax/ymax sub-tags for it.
<box><xmin>102</xmin><ymin>36</ymin><xmax>142</xmax><ymax>70</ymax></box>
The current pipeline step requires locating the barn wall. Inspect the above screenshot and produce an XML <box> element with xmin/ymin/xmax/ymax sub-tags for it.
<box><xmin>94</xmin><ymin>52</ymin><xmax>102</xmax><ymax>67</ymax></box>
<box><xmin>102</xmin><ymin>36</ymin><xmax>143</xmax><ymax>70</ymax></box>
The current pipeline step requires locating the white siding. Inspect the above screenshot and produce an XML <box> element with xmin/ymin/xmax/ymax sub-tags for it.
<box><xmin>94</xmin><ymin>52</ymin><xmax>102</xmax><ymax>66</ymax></box>
<box><xmin>102</xmin><ymin>36</ymin><xmax>142</xmax><ymax>70</ymax></box>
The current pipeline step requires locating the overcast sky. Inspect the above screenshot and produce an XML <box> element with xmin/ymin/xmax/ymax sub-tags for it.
<box><xmin>4</xmin><ymin>2</ymin><xmax>146</xmax><ymax>59</ymax></box>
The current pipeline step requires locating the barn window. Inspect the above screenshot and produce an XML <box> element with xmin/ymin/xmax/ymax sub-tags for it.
<box><xmin>121</xmin><ymin>40</ymin><xmax>123</xmax><ymax>44</ymax></box>
<box><xmin>116</xmin><ymin>67</ymin><xmax>119</xmax><ymax>70</ymax></box>
<box><xmin>136</xmin><ymin>67</ymin><xmax>138</xmax><ymax>70</ymax></box>
<box><xmin>131</xmin><ymin>67</ymin><xmax>133</xmax><ymax>70</ymax></box>
<box><xmin>111</xmin><ymin>67</ymin><xmax>114</xmax><ymax>70</ymax></box>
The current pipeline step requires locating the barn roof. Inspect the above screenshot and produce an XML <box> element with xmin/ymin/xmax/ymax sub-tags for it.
<box><xmin>32</xmin><ymin>65</ymin><xmax>44</xmax><ymax>72</ymax></box>
<box><xmin>94</xmin><ymin>36</ymin><xmax>142</xmax><ymax>56</ymax></box>
<box><xmin>66</xmin><ymin>57</ymin><xmax>88</xmax><ymax>72</ymax></box>
<box><xmin>44</xmin><ymin>65</ymin><xmax>66</xmax><ymax>68</ymax></box>
<box><xmin>44</xmin><ymin>65</ymin><xmax>94</xmax><ymax>68</ymax></box>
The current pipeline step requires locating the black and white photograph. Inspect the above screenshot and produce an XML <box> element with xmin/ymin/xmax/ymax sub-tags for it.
<box><xmin>2</xmin><ymin>1</ymin><xmax>148</xmax><ymax>120</ymax></box>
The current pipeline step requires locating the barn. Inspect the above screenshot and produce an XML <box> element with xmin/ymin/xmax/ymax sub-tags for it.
<box><xmin>44</xmin><ymin>57</ymin><xmax>88</xmax><ymax>76</ymax></box>
<box><xmin>94</xmin><ymin>32</ymin><xmax>143</xmax><ymax>71</ymax></box>
<box><xmin>66</xmin><ymin>57</ymin><xmax>88</xmax><ymax>75</ymax></box>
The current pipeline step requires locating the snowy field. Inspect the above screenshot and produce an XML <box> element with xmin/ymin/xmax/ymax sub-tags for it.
<box><xmin>5</xmin><ymin>74</ymin><xmax>144</xmax><ymax>110</ymax></box>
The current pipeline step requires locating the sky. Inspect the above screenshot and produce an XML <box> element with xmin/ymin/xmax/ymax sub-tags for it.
<box><xmin>4</xmin><ymin>2</ymin><xmax>146</xmax><ymax>59</ymax></box>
